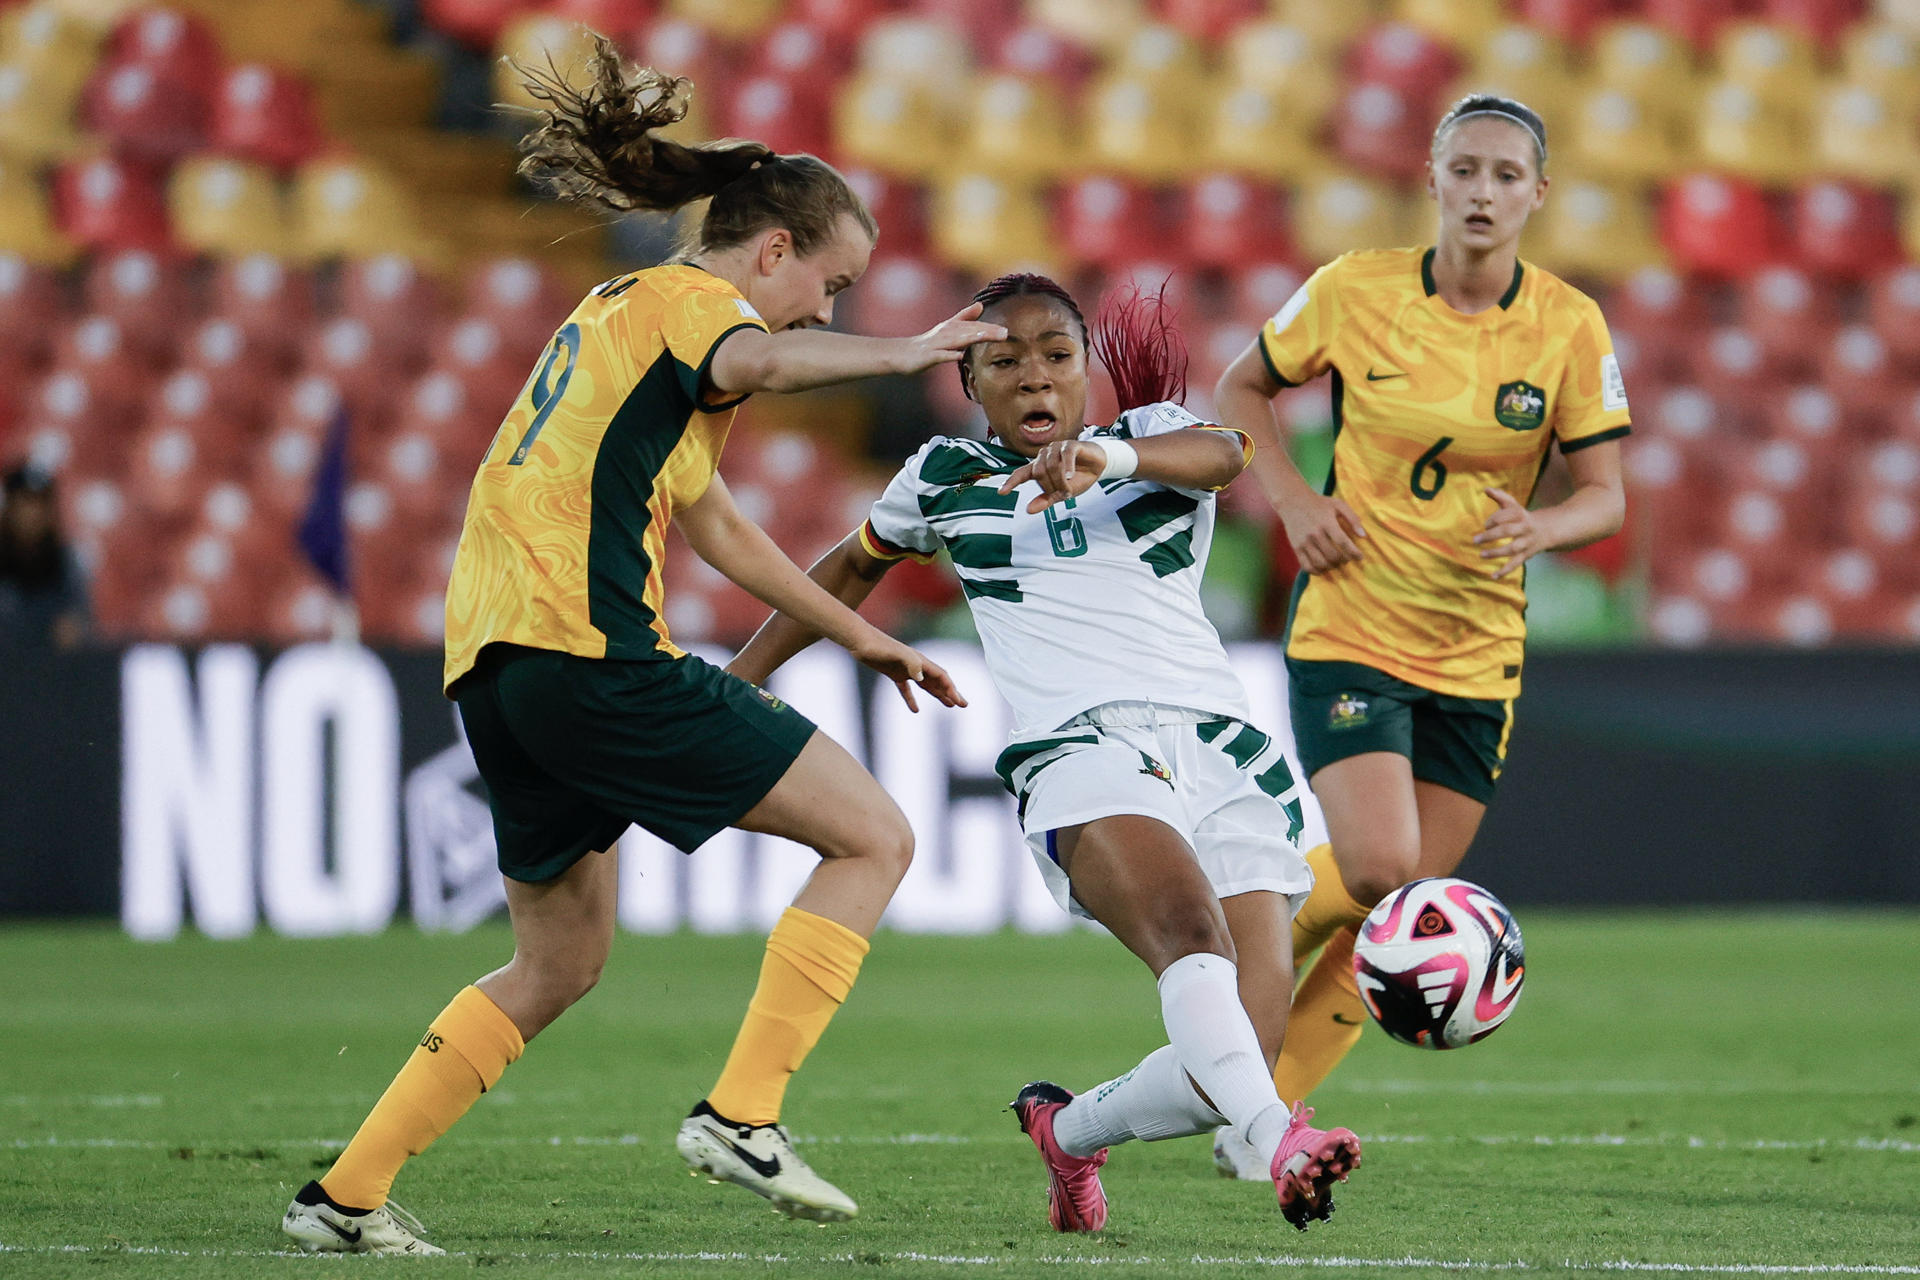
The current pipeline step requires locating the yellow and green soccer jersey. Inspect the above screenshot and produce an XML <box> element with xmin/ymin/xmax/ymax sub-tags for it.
<box><xmin>1261</xmin><ymin>247</ymin><xmax>1630</xmax><ymax>700</ymax></box>
<box><xmin>443</xmin><ymin>263</ymin><xmax>768</xmax><ymax>691</ymax></box>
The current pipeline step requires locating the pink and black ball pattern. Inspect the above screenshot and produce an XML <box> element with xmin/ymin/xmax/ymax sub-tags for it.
<box><xmin>1352</xmin><ymin>878</ymin><xmax>1526</xmax><ymax>1050</ymax></box>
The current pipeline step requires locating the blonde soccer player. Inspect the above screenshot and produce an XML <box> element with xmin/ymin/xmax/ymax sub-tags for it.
<box><xmin>278</xmin><ymin>39</ymin><xmax>1004</xmax><ymax>1253</ymax></box>
<box><xmin>1207</xmin><ymin>93</ymin><xmax>1630</xmax><ymax>1176</ymax></box>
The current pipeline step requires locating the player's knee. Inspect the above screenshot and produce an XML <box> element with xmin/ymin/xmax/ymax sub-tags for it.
<box><xmin>863</xmin><ymin>811</ymin><xmax>915</xmax><ymax>885</ymax></box>
<box><xmin>1343</xmin><ymin>850</ymin><xmax>1419</xmax><ymax>907</ymax></box>
<box><xmin>531</xmin><ymin>952</ymin><xmax>605</xmax><ymax>1014</ymax></box>
<box><xmin>1151</xmin><ymin>904</ymin><xmax>1236</xmax><ymax>969</ymax></box>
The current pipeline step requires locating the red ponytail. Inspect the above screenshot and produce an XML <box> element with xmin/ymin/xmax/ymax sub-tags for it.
<box><xmin>1091</xmin><ymin>278</ymin><xmax>1188</xmax><ymax>414</ymax></box>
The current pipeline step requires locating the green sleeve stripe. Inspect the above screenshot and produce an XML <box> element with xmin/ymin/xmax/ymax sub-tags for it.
<box><xmin>1140</xmin><ymin>529</ymin><xmax>1196</xmax><ymax>578</ymax></box>
<box><xmin>1117</xmin><ymin>490</ymin><xmax>1200</xmax><ymax>542</ymax></box>
<box><xmin>920</xmin><ymin>485</ymin><xmax>1019</xmax><ymax>520</ymax></box>
<box><xmin>961</xmin><ymin>576</ymin><xmax>1022</xmax><ymax>603</ymax></box>
<box><xmin>1258</xmin><ymin>335</ymin><xmax>1298</xmax><ymax>390</ymax></box>
<box><xmin>946</xmin><ymin>533</ymin><xmax>1013</xmax><ymax>570</ymax></box>
<box><xmin>1558</xmin><ymin>424</ymin><xmax>1631</xmax><ymax>454</ymax></box>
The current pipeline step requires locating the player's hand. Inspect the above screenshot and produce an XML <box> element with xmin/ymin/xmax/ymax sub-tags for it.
<box><xmin>895</xmin><ymin>303</ymin><xmax>1007</xmax><ymax>374</ymax></box>
<box><xmin>998</xmin><ymin>439</ymin><xmax>1103</xmax><ymax>513</ymax></box>
<box><xmin>848</xmin><ymin>635</ymin><xmax>968</xmax><ymax>712</ymax></box>
<box><xmin>1473</xmin><ymin>487</ymin><xmax>1541</xmax><ymax>579</ymax></box>
<box><xmin>1278</xmin><ymin>491</ymin><xmax>1367</xmax><ymax>573</ymax></box>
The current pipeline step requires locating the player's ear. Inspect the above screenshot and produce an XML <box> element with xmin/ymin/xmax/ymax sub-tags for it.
<box><xmin>959</xmin><ymin>356</ymin><xmax>977</xmax><ymax>403</ymax></box>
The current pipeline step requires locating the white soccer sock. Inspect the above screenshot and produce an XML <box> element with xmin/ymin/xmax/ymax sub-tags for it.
<box><xmin>1157</xmin><ymin>951</ymin><xmax>1294</xmax><ymax>1165</ymax></box>
<box><xmin>1052</xmin><ymin>1045</ymin><xmax>1225</xmax><ymax>1158</ymax></box>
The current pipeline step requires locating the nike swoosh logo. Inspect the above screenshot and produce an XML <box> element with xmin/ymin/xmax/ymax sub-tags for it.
<box><xmin>320</xmin><ymin>1217</ymin><xmax>363</xmax><ymax>1245</ymax></box>
<box><xmin>1366</xmin><ymin>369</ymin><xmax>1405</xmax><ymax>382</ymax></box>
<box><xmin>1332</xmin><ymin>1013</ymin><xmax>1364</xmax><ymax>1025</ymax></box>
<box><xmin>714</xmin><ymin>1128</ymin><xmax>782</xmax><ymax>1179</ymax></box>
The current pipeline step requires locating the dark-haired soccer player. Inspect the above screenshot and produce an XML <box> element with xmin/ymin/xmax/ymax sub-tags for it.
<box><xmin>1209</xmin><ymin>93</ymin><xmax>1630</xmax><ymax>1175</ymax></box>
<box><xmin>732</xmin><ymin>274</ymin><xmax>1361</xmax><ymax>1233</ymax></box>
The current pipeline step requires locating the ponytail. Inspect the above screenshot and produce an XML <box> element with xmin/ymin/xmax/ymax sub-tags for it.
<box><xmin>1090</xmin><ymin>279</ymin><xmax>1188</xmax><ymax>413</ymax></box>
<box><xmin>513</xmin><ymin>34</ymin><xmax>875</xmax><ymax>255</ymax></box>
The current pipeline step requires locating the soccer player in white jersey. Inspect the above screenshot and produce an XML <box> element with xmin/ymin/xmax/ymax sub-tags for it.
<box><xmin>729</xmin><ymin>273</ymin><xmax>1361</xmax><ymax>1232</ymax></box>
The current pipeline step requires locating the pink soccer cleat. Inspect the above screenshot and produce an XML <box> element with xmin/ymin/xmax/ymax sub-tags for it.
<box><xmin>1010</xmin><ymin>1081</ymin><xmax>1109</xmax><ymax>1232</ymax></box>
<box><xmin>1270</xmin><ymin>1104</ymin><xmax>1361</xmax><ymax>1230</ymax></box>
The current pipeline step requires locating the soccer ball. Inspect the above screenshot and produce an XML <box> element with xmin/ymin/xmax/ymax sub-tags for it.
<box><xmin>1351</xmin><ymin>877</ymin><xmax>1525</xmax><ymax>1050</ymax></box>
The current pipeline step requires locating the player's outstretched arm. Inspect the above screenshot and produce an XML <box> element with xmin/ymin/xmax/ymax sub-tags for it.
<box><xmin>1215</xmin><ymin>341</ymin><xmax>1368</xmax><ymax>574</ymax></box>
<box><xmin>707</xmin><ymin>304</ymin><xmax>1006</xmax><ymax>397</ymax></box>
<box><xmin>677</xmin><ymin>485</ymin><xmax>959</xmax><ymax>711</ymax></box>
<box><xmin>998</xmin><ymin>428</ymin><xmax>1248</xmax><ymax>513</ymax></box>
<box><xmin>728</xmin><ymin>530</ymin><xmax>896</xmax><ymax>684</ymax></box>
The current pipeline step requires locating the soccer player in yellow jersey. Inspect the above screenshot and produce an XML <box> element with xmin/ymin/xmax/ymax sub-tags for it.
<box><xmin>280</xmin><ymin>40</ymin><xmax>1004</xmax><ymax>1253</ymax></box>
<box><xmin>1208</xmin><ymin>94</ymin><xmax>1629</xmax><ymax>1172</ymax></box>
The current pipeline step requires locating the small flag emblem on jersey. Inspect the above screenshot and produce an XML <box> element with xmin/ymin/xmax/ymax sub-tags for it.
<box><xmin>735</xmin><ymin>298</ymin><xmax>762</xmax><ymax>320</ymax></box>
<box><xmin>1493</xmin><ymin>380</ymin><xmax>1547</xmax><ymax>431</ymax></box>
<box><xmin>1329</xmin><ymin>694</ymin><xmax>1370</xmax><ymax>730</ymax></box>
<box><xmin>755</xmin><ymin>687</ymin><xmax>787</xmax><ymax>712</ymax></box>
<box><xmin>1137</xmin><ymin>755</ymin><xmax>1174</xmax><ymax>787</ymax></box>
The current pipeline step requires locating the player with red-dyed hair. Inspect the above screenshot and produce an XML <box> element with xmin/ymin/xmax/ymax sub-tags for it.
<box><xmin>730</xmin><ymin>273</ymin><xmax>1361</xmax><ymax>1233</ymax></box>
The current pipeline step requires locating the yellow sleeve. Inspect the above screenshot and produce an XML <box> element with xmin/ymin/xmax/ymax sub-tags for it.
<box><xmin>1554</xmin><ymin>298</ymin><xmax>1633</xmax><ymax>453</ymax></box>
<box><xmin>661</xmin><ymin>287</ymin><xmax>770</xmax><ymax>412</ymax></box>
<box><xmin>1257</xmin><ymin>259</ymin><xmax>1343</xmax><ymax>388</ymax></box>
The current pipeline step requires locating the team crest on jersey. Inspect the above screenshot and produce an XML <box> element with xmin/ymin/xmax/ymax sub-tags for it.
<box><xmin>1329</xmin><ymin>693</ymin><xmax>1370</xmax><ymax>730</ymax></box>
<box><xmin>754</xmin><ymin>687</ymin><xmax>787</xmax><ymax>712</ymax></box>
<box><xmin>1494</xmin><ymin>380</ymin><xmax>1547</xmax><ymax>431</ymax></box>
<box><xmin>1138</xmin><ymin>755</ymin><xmax>1174</xmax><ymax>788</ymax></box>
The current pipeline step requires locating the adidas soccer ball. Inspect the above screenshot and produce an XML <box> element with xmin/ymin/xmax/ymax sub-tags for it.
<box><xmin>1351</xmin><ymin>877</ymin><xmax>1525</xmax><ymax>1050</ymax></box>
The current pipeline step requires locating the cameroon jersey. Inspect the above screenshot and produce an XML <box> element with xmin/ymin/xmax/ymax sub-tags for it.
<box><xmin>1260</xmin><ymin>247</ymin><xmax>1630</xmax><ymax>700</ymax></box>
<box><xmin>443</xmin><ymin>263</ymin><xmax>768</xmax><ymax>691</ymax></box>
<box><xmin>862</xmin><ymin>402</ymin><xmax>1255</xmax><ymax>737</ymax></box>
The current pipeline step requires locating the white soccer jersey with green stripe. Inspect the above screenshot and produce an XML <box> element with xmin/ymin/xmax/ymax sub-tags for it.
<box><xmin>864</xmin><ymin>402</ymin><xmax>1254</xmax><ymax>737</ymax></box>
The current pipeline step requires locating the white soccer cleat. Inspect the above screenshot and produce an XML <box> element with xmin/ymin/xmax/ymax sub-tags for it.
<box><xmin>281</xmin><ymin>1180</ymin><xmax>445</xmax><ymax>1255</ymax></box>
<box><xmin>676</xmin><ymin>1100</ymin><xmax>858</xmax><ymax>1222</ymax></box>
<box><xmin>1210</xmin><ymin>1122</ymin><xmax>1272</xmax><ymax>1181</ymax></box>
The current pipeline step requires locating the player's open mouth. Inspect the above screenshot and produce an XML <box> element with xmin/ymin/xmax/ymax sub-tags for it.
<box><xmin>1017</xmin><ymin>411</ymin><xmax>1057</xmax><ymax>442</ymax></box>
<box><xmin>1465</xmin><ymin>214</ymin><xmax>1494</xmax><ymax>230</ymax></box>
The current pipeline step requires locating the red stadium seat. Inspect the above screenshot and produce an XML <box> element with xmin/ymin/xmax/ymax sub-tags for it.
<box><xmin>1818</xmin><ymin>325</ymin><xmax>1903</xmax><ymax>424</ymax></box>
<box><xmin>1606</xmin><ymin>267</ymin><xmax>1708</xmax><ymax>381</ymax></box>
<box><xmin>1181</xmin><ymin>174</ymin><xmax>1292</xmax><ymax>271</ymax></box>
<box><xmin>1058</xmin><ymin>177</ymin><xmax>1164</xmax><ymax>273</ymax></box>
<box><xmin>722</xmin><ymin>73</ymin><xmax>833</xmax><ymax>161</ymax></box>
<box><xmin>423</xmin><ymin>0</ymin><xmax>535</xmax><ymax>49</ymax></box>
<box><xmin>0</xmin><ymin>253</ymin><xmax>64</xmax><ymax>362</ymax></box>
<box><xmin>208</xmin><ymin>253</ymin><xmax>313</xmax><ymax>358</ymax></box>
<box><xmin>129</xmin><ymin>420</ymin><xmax>234</xmax><ymax>525</ymax></box>
<box><xmin>792</xmin><ymin>0</ymin><xmax>893</xmax><ymax>46</ymax></box>
<box><xmin>990</xmin><ymin>20</ymin><xmax>1100</xmax><ymax>90</ymax></box>
<box><xmin>81</xmin><ymin>250</ymin><xmax>192</xmax><ymax>362</ymax></box>
<box><xmin>1332</xmin><ymin>81</ymin><xmax>1431</xmax><ymax>184</ymax></box>
<box><xmin>145</xmin><ymin>368</ymin><xmax>249</xmax><ymax>445</ymax></box>
<box><xmin>842</xmin><ymin>168</ymin><xmax>927</xmax><ymax>257</ymax></box>
<box><xmin>105</xmin><ymin>8</ymin><xmax>222</xmax><ymax>83</ymax></box>
<box><xmin>1516</xmin><ymin>0</ymin><xmax>1617</xmax><ymax>46</ymax></box>
<box><xmin>339</xmin><ymin>254</ymin><xmax>443</xmax><ymax>354</ymax></box>
<box><xmin>79</xmin><ymin>59</ymin><xmax>208</xmax><ymax>164</ymax></box>
<box><xmin>375</xmin><ymin>429</ymin><xmax>458</xmax><ymax>523</ymax></box>
<box><xmin>1659</xmin><ymin>174</ymin><xmax>1782</xmax><ymax>280</ymax></box>
<box><xmin>1645</xmin><ymin>0</ymin><xmax>1744</xmax><ymax>48</ymax></box>
<box><xmin>545</xmin><ymin>0</ymin><xmax>657</xmax><ymax>36</ymax></box>
<box><xmin>1735</xmin><ymin>268</ymin><xmax>1838</xmax><ymax>379</ymax></box>
<box><xmin>401</xmin><ymin>369</ymin><xmax>496</xmax><ymax>455</ymax></box>
<box><xmin>1760</xmin><ymin>385</ymin><xmax>1842</xmax><ymax>446</ymax></box>
<box><xmin>1155</xmin><ymin>0</ymin><xmax>1262</xmax><ymax>43</ymax></box>
<box><xmin>1347</xmin><ymin>23</ymin><xmax>1460</xmax><ymax>108</ymax></box>
<box><xmin>835</xmin><ymin>255</ymin><xmax>954</xmax><ymax>339</ymax></box>
<box><xmin>259</xmin><ymin>574</ymin><xmax>341</xmax><ymax>646</ymax></box>
<box><xmin>1790</xmin><ymin>181</ymin><xmax>1904</xmax><ymax>281</ymax></box>
<box><xmin>753</xmin><ymin>18</ymin><xmax>849</xmax><ymax>83</ymax></box>
<box><xmin>210</xmin><ymin>64</ymin><xmax>324</xmax><ymax>171</ymax></box>
<box><xmin>427</xmin><ymin>316</ymin><xmax>528</xmax><ymax>417</ymax></box>
<box><xmin>465</xmin><ymin>256</ymin><xmax>574</xmax><ymax>350</ymax></box>
<box><xmin>1761</xmin><ymin>0</ymin><xmax>1865</xmax><ymax>51</ymax></box>
<box><xmin>179</xmin><ymin>317</ymin><xmax>281</xmax><ymax>425</ymax></box>
<box><xmin>299</xmin><ymin>316</ymin><xmax>412</xmax><ymax>434</ymax></box>
<box><xmin>1849</xmin><ymin>439</ymin><xmax>1920</xmax><ymax>498</ymax></box>
<box><xmin>1226</xmin><ymin>262</ymin><xmax>1306</xmax><ymax>328</ymax></box>
<box><xmin>910</xmin><ymin>0</ymin><xmax>1022</xmax><ymax>44</ymax></box>
<box><xmin>51</xmin><ymin>156</ymin><xmax>172</xmax><ymax>255</ymax></box>
<box><xmin>635</xmin><ymin>16</ymin><xmax>728</xmax><ymax>99</ymax></box>
<box><xmin>1686</xmin><ymin>326</ymin><xmax>1772</xmax><ymax>415</ymax></box>
<box><xmin>251</xmin><ymin>418</ymin><xmax>326</xmax><ymax>523</ymax></box>
<box><xmin>1866</xmin><ymin>265</ymin><xmax>1920</xmax><ymax>371</ymax></box>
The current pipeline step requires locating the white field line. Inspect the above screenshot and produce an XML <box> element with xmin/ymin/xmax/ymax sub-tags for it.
<box><xmin>11</xmin><ymin>1132</ymin><xmax>1919</xmax><ymax>1154</ymax></box>
<box><xmin>1</xmin><ymin>1244</ymin><xmax>1916</xmax><ymax>1274</ymax></box>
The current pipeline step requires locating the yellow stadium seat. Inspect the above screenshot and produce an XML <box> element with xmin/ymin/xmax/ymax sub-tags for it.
<box><xmin>1030</xmin><ymin>0</ymin><xmax>1147</xmax><ymax>58</ymax></box>
<box><xmin>292</xmin><ymin>156</ymin><xmax>422</xmax><ymax>261</ymax></box>
<box><xmin>1812</xmin><ymin>85</ymin><xmax>1920</xmax><ymax>186</ymax></box>
<box><xmin>0</xmin><ymin>155</ymin><xmax>72</xmax><ymax>263</ymax></box>
<box><xmin>833</xmin><ymin>72</ymin><xmax>957</xmax><ymax>179</ymax></box>
<box><xmin>1393</xmin><ymin>0</ymin><xmax>1505</xmax><ymax>45</ymax></box>
<box><xmin>1198</xmin><ymin>81</ymin><xmax>1328</xmax><ymax>181</ymax></box>
<box><xmin>1265</xmin><ymin>0</ymin><xmax>1382</xmax><ymax>47</ymax></box>
<box><xmin>1532</xmin><ymin>180</ymin><xmax>1664</xmax><ymax>282</ymax></box>
<box><xmin>1114</xmin><ymin>22</ymin><xmax>1206</xmax><ymax>79</ymax></box>
<box><xmin>855</xmin><ymin>17</ymin><xmax>974</xmax><ymax>109</ymax></box>
<box><xmin>1693</xmin><ymin>79</ymin><xmax>1803</xmax><ymax>184</ymax></box>
<box><xmin>1590</xmin><ymin>21</ymin><xmax>1695</xmax><ymax>121</ymax></box>
<box><xmin>1082</xmin><ymin>72</ymin><xmax>1198</xmax><ymax>183</ymax></box>
<box><xmin>1223</xmin><ymin>21</ymin><xmax>1339</xmax><ymax>113</ymax></box>
<box><xmin>0</xmin><ymin>2</ymin><xmax>98</xmax><ymax>99</ymax></box>
<box><xmin>1713</xmin><ymin>20</ymin><xmax>1820</xmax><ymax>113</ymax></box>
<box><xmin>169</xmin><ymin>157</ymin><xmax>289</xmax><ymax>257</ymax></box>
<box><xmin>1565</xmin><ymin>87</ymin><xmax>1687</xmax><ymax>183</ymax></box>
<box><xmin>1463</xmin><ymin>24</ymin><xmax>1574</xmax><ymax>126</ymax></box>
<box><xmin>1840</xmin><ymin>22</ymin><xmax>1920</xmax><ymax>113</ymax></box>
<box><xmin>0</xmin><ymin>59</ymin><xmax>84</xmax><ymax>162</ymax></box>
<box><xmin>1293</xmin><ymin>172</ymin><xmax>1402</xmax><ymax>263</ymax></box>
<box><xmin>962</xmin><ymin>73</ymin><xmax>1079</xmax><ymax>182</ymax></box>
<box><xmin>493</xmin><ymin>15</ymin><xmax>600</xmax><ymax>114</ymax></box>
<box><xmin>1905</xmin><ymin>188</ymin><xmax>1920</xmax><ymax>264</ymax></box>
<box><xmin>44</xmin><ymin>0</ymin><xmax>143</xmax><ymax>34</ymax></box>
<box><xmin>667</xmin><ymin>0</ymin><xmax>782</xmax><ymax>42</ymax></box>
<box><xmin>929</xmin><ymin>173</ymin><xmax>1057</xmax><ymax>277</ymax></box>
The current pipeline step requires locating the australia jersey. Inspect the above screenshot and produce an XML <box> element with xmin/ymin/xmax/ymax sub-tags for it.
<box><xmin>861</xmin><ymin>402</ymin><xmax>1256</xmax><ymax>737</ymax></box>
<box><xmin>1261</xmin><ymin>247</ymin><xmax>1631</xmax><ymax>699</ymax></box>
<box><xmin>443</xmin><ymin>263</ymin><xmax>768</xmax><ymax>691</ymax></box>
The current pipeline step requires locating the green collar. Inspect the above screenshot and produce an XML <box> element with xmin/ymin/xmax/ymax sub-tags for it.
<box><xmin>1421</xmin><ymin>247</ymin><xmax>1524</xmax><ymax>311</ymax></box>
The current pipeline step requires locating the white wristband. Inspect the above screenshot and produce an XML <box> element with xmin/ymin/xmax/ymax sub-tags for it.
<box><xmin>1097</xmin><ymin>439</ymin><xmax>1138</xmax><ymax>481</ymax></box>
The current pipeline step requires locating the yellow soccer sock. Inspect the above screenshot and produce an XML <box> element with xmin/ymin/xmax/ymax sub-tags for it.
<box><xmin>1291</xmin><ymin>844</ymin><xmax>1372</xmax><ymax>966</ymax></box>
<box><xmin>320</xmin><ymin>985</ymin><xmax>524</xmax><ymax>1210</ymax></box>
<box><xmin>705</xmin><ymin>906</ymin><xmax>870</xmax><ymax>1126</ymax></box>
<box><xmin>1274</xmin><ymin>925</ymin><xmax>1365</xmax><ymax>1104</ymax></box>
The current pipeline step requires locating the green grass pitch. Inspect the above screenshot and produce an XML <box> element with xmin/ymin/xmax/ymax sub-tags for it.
<box><xmin>2</xmin><ymin>911</ymin><xmax>1916</xmax><ymax>1278</ymax></box>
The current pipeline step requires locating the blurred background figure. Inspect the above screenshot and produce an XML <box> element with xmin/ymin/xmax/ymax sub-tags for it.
<box><xmin>0</xmin><ymin>462</ymin><xmax>88</xmax><ymax>648</ymax></box>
